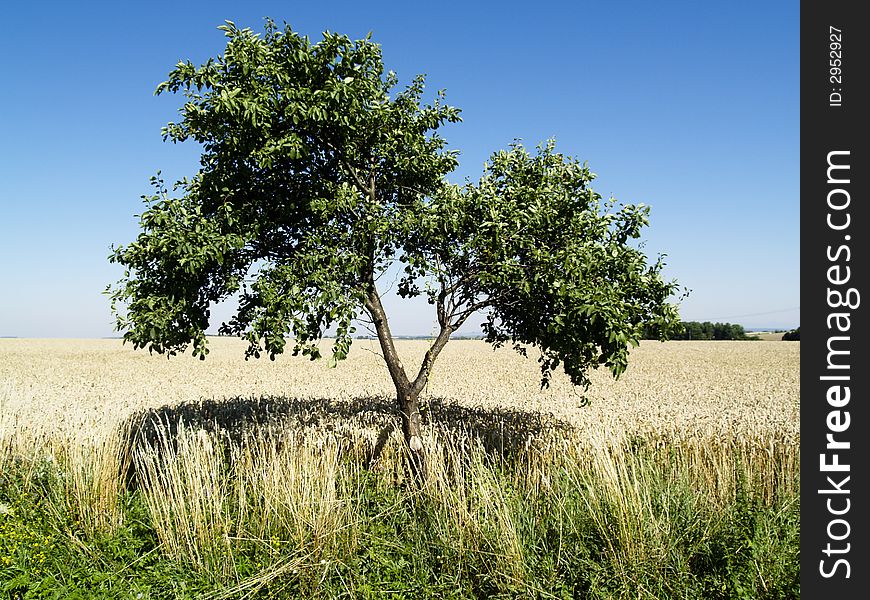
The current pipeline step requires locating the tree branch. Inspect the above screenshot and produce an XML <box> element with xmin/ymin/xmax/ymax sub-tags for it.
<box><xmin>410</xmin><ymin>325</ymin><xmax>452</xmax><ymax>396</ymax></box>
<box><xmin>363</xmin><ymin>272</ymin><xmax>410</xmax><ymax>393</ymax></box>
<box><xmin>449</xmin><ymin>295</ymin><xmax>500</xmax><ymax>329</ymax></box>
<box><xmin>319</xmin><ymin>136</ymin><xmax>374</xmax><ymax>202</ymax></box>
<box><xmin>435</xmin><ymin>255</ymin><xmax>448</xmax><ymax>328</ymax></box>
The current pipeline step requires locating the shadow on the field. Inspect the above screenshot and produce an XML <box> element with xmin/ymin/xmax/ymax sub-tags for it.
<box><xmin>121</xmin><ymin>394</ymin><xmax>573</xmax><ymax>484</ymax></box>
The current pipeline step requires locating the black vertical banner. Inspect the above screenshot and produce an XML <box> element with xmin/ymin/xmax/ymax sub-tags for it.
<box><xmin>801</xmin><ymin>1</ymin><xmax>868</xmax><ymax>597</ymax></box>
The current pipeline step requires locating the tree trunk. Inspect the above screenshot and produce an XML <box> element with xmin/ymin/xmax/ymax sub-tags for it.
<box><xmin>363</xmin><ymin>267</ymin><xmax>461</xmax><ymax>482</ymax></box>
<box><xmin>397</xmin><ymin>386</ymin><xmax>426</xmax><ymax>482</ymax></box>
<box><xmin>364</xmin><ymin>285</ymin><xmax>429</xmax><ymax>481</ymax></box>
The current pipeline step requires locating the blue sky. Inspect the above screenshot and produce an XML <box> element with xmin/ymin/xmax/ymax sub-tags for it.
<box><xmin>0</xmin><ymin>1</ymin><xmax>799</xmax><ymax>338</ymax></box>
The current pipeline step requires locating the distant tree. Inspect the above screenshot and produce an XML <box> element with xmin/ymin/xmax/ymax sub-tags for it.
<box><xmin>649</xmin><ymin>321</ymin><xmax>751</xmax><ymax>340</ymax></box>
<box><xmin>683</xmin><ymin>321</ymin><xmax>703</xmax><ymax>340</ymax></box>
<box><xmin>712</xmin><ymin>322</ymin><xmax>747</xmax><ymax>340</ymax></box>
<box><xmin>107</xmin><ymin>20</ymin><xmax>682</xmax><ymax>477</ymax></box>
<box><xmin>782</xmin><ymin>327</ymin><xmax>800</xmax><ymax>341</ymax></box>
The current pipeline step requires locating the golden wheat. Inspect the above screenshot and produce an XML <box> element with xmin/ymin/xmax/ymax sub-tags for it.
<box><xmin>0</xmin><ymin>337</ymin><xmax>798</xmax><ymax>447</ymax></box>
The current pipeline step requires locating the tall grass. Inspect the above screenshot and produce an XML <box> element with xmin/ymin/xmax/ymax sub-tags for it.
<box><xmin>56</xmin><ymin>422</ymin><xmax>132</xmax><ymax>538</ymax></box>
<box><xmin>0</xmin><ymin>412</ymin><xmax>799</xmax><ymax>598</ymax></box>
<box><xmin>135</xmin><ymin>422</ymin><xmax>235</xmax><ymax>577</ymax></box>
<box><xmin>9</xmin><ymin>408</ymin><xmax>796</xmax><ymax>596</ymax></box>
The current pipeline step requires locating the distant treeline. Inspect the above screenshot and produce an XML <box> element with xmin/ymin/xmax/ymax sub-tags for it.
<box><xmin>643</xmin><ymin>321</ymin><xmax>754</xmax><ymax>341</ymax></box>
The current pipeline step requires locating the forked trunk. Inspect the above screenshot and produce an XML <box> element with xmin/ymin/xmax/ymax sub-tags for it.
<box><xmin>364</xmin><ymin>288</ymin><xmax>428</xmax><ymax>480</ymax></box>
<box><xmin>397</xmin><ymin>386</ymin><xmax>426</xmax><ymax>482</ymax></box>
<box><xmin>365</xmin><ymin>279</ymin><xmax>452</xmax><ymax>482</ymax></box>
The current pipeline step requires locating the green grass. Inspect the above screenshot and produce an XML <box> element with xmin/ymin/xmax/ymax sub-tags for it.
<box><xmin>0</xmin><ymin>429</ymin><xmax>799</xmax><ymax>599</ymax></box>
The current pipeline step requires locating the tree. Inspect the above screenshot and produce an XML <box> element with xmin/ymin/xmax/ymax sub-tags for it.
<box><xmin>782</xmin><ymin>327</ymin><xmax>800</xmax><ymax>341</ymax></box>
<box><xmin>108</xmin><ymin>20</ymin><xmax>682</xmax><ymax>478</ymax></box>
<box><xmin>651</xmin><ymin>321</ymin><xmax>750</xmax><ymax>341</ymax></box>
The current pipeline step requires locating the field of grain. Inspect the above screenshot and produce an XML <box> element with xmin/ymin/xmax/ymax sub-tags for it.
<box><xmin>0</xmin><ymin>338</ymin><xmax>800</xmax><ymax>598</ymax></box>
<box><xmin>0</xmin><ymin>337</ymin><xmax>798</xmax><ymax>447</ymax></box>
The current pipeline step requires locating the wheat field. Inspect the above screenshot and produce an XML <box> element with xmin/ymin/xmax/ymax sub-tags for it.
<box><xmin>0</xmin><ymin>337</ymin><xmax>798</xmax><ymax>447</ymax></box>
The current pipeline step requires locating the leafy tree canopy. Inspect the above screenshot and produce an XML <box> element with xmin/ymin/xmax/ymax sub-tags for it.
<box><xmin>646</xmin><ymin>321</ymin><xmax>752</xmax><ymax>341</ymax></box>
<box><xmin>781</xmin><ymin>327</ymin><xmax>800</xmax><ymax>341</ymax></box>
<box><xmin>108</xmin><ymin>19</ymin><xmax>682</xmax><ymax>395</ymax></box>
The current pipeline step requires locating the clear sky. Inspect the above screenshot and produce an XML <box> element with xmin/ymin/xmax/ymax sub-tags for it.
<box><xmin>0</xmin><ymin>1</ymin><xmax>799</xmax><ymax>338</ymax></box>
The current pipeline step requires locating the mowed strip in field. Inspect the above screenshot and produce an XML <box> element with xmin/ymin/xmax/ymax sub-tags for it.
<box><xmin>1</xmin><ymin>337</ymin><xmax>798</xmax><ymax>450</ymax></box>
